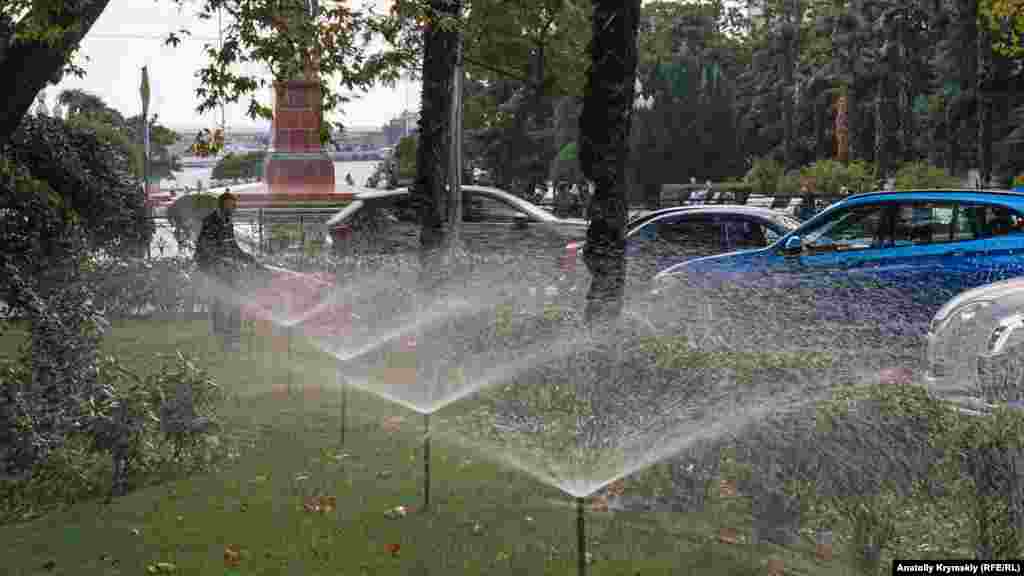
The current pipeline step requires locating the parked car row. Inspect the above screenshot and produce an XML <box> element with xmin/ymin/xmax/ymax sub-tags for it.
<box><xmin>322</xmin><ymin>186</ymin><xmax>1024</xmax><ymax>410</ymax></box>
<box><xmin>653</xmin><ymin>188</ymin><xmax>1024</xmax><ymax>410</ymax></box>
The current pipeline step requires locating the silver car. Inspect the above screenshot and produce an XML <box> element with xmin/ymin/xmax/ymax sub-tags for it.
<box><xmin>925</xmin><ymin>277</ymin><xmax>1024</xmax><ymax>412</ymax></box>
<box><xmin>324</xmin><ymin>185</ymin><xmax>588</xmax><ymax>252</ymax></box>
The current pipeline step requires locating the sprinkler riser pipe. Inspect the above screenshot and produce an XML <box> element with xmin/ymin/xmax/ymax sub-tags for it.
<box><xmin>424</xmin><ymin>413</ymin><xmax>431</xmax><ymax>511</ymax></box>
<box><xmin>577</xmin><ymin>496</ymin><xmax>586</xmax><ymax>576</ymax></box>
<box><xmin>340</xmin><ymin>380</ymin><xmax>347</xmax><ymax>446</ymax></box>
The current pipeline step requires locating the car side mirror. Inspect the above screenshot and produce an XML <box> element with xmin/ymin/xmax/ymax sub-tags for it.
<box><xmin>514</xmin><ymin>214</ymin><xmax>530</xmax><ymax>229</ymax></box>
<box><xmin>782</xmin><ymin>235</ymin><xmax>802</xmax><ymax>256</ymax></box>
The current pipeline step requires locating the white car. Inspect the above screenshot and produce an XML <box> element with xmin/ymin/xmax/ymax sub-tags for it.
<box><xmin>925</xmin><ymin>277</ymin><xmax>1024</xmax><ymax>413</ymax></box>
<box><xmin>324</xmin><ymin>185</ymin><xmax>588</xmax><ymax>252</ymax></box>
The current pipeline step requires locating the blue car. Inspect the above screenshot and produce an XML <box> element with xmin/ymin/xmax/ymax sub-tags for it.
<box><xmin>654</xmin><ymin>189</ymin><xmax>1024</xmax><ymax>328</ymax></box>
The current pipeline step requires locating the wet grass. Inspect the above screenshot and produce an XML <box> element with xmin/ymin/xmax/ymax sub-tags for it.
<box><xmin>1</xmin><ymin>318</ymin><xmax>865</xmax><ymax>575</ymax></box>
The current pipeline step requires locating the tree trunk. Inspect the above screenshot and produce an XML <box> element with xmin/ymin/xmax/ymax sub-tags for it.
<box><xmin>896</xmin><ymin>11</ymin><xmax>911</xmax><ymax>164</ymax></box>
<box><xmin>977</xmin><ymin>23</ymin><xmax>993</xmax><ymax>187</ymax></box>
<box><xmin>579</xmin><ymin>0</ymin><xmax>642</xmax><ymax>324</ymax></box>
<box><xmin>414</xmin><ymin>0</ymin><xmax>462</xmax><ymax>290</ymax></box>
<box><xmin>815</xmin><ymin>92</ymin><xmax>828</xmax><ymax>160</ymax></box>
<box><xmin>0</xmin><ymin>0</ymin><xmax>113</xmax><ymax>147</ymax></box>
<box><xmin>876</xmin><ymin>88</ymin><xmax>888</xmax><ymax>183</ymax></box>
<box><xmin>781</xmin><ymin>0</ymin><xmax>799</xmax><ymax>169</ymax></box>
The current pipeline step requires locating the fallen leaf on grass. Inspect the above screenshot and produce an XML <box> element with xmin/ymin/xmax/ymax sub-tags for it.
<box><xmin>224</xmin><ymin>544</ymin><xmax>242</xmax><ymax>567</ymax></box>
<box><xmin>719</xmin><ymin>479</ymin><xmax>738</xmax><ymax>498</ymax></box>
<box><xmin>384</xmin><ymin>505</ymin><xmax>408</xmax><ymax>519</ymax></box>
<box><xmin>590</xmin><ymin>494</ymin><xmax>609</xmax><ymax>512</ymax></box>
<box><xmin>385</xmin><ymin>543</ymin><xmax>401</xmax><ymax>557</ymax></box>
<box><xmin>607</xmin><ymin>479</ymin><xmax>626</xmax><ymax>497</ymax></box>
<box><xmin>146</xmin><ymin>562</ymin><xmax>177</xmax><ymax>574</ymax></box>
<box><xmin>294</xmin><ymin>473</ymin><xmax>310</xmax><ymax>481</ymax></box>
<box><xmin>767</xmin><ymin>557</ymin><xmax>785</xmax><ymax>576</ymax></box>
<box><xmin>381</xmin><ymin>416</ymin><xmax>405</xmax><ymax>433</ymax></box>
<box><xmin>304</xmin><ymin>496</ymin><xmax>337</xmax><ymax>513</ymax></box>
<box><xmin>718</xmin><ymin>527</ymin><xmax>739</xmax><ymax>545</ymax></box>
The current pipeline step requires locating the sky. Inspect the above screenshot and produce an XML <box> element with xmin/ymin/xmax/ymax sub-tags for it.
<box><xmin>43</xmin><ymin>0</ymin><xmax>418</xmax><ymax>133</ymax></box>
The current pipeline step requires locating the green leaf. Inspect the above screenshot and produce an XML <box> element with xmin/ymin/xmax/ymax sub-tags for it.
<box><xmin>557</xmin><ymin>142</ymin><xmax>577</xmax><ymax>162</ymax></box>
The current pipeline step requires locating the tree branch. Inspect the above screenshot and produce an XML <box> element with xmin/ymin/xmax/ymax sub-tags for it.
<box><xmin>463</xmin><ymin>54</ymin><xmax>531</xmax><ymax>83</ymax></box>
<box><xmin>0</xmin><ymin>0</ymin><xmax>113</xmax><ymax>147</ymax></box>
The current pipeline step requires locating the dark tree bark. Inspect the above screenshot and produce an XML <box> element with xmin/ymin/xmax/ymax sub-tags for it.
<box><xmin>0</xmin><ymin>0</ymin><xmax>112</xmax><ymax>147</ymax></box>
<box><xmin>579</xmin><ymin>0</ymin><xmax>642</xmax><ymax>324</ymax></box>
<box><xmin>414</xmin><ymin>0</ymin><xmax>461</xmax><ymax>290</ymax></box>
<box><xmin>780</xmin><ymin>0</ymin><xmax>799</xmax><ymax>169</ymax></box>
<box><xmin>977</xmin><ymin>23</ymin><xmax>993</xmax><ymax>187</ymax></box>
<box><xmin>815</xmin><ymin>92</ymin><xmax>829</xmax><ymax>160</ymax></box>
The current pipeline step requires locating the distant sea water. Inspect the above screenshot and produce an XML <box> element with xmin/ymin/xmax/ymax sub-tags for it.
<box><xmin>165</xmin><ymin>160</ymin><xmax>381</xmax><ymax>192</ymax></box>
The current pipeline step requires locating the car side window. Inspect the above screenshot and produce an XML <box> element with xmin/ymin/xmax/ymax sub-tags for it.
<box><xmin>802</xmin><ymin>204</ymin><xmax>889</xmax><ymax>252</ymax></box>
<box><xmin>954</xmin><ymin>204</ymin><xmax>986</xmax><ymax>241</ymax></box>
<box><xmin>465</xmin><ymin>194</ymin><xmax>530</xmax><ymax>223</ymax></box>
<box><xmin>892</xmin><ymin>202</ymin><xmax>957</xmax><ymax>246</ymax></box>
<box><xmin>651</xmin><ymin>216</ymin><xmax>722</xmax><ymax>251</ymax></box>
<box><xmin>723</xmin><ymin>218</ymin><xmax>768</xmax><ymax>249</ymax></box>
<box><xmin>763</xmin><ymin>225</ymin><xmax>783</xmax><ymax>244</ymax></box>
<box><xmin>983</xmin><ymin>205</ymin><xmax>1024</xmax><ymax>238</ymax></box>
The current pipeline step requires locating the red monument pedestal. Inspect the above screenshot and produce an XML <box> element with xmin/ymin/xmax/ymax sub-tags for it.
<box><xmin>262</xmin><ymin>79</ymin><xmax>344</xmax><ymax>203</ymax></box>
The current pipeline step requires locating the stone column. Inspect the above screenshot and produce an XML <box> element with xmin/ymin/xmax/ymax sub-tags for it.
<box><xmin>262</xmin><ymin>78</ymin><xmax>338</xmax><ymax>200</ymax></box>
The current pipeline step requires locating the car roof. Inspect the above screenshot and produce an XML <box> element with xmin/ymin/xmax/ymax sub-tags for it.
<box><xmin>635</xmin><ymin>205</ymin><xmax>801</xmax><ymax>223</ymax></box>
<box><xmin>340</xmin><ymin>185</ymin><xmax>564</xmax><ymax>224</ymax></box>
<box><xmin>625</xmin><ymin>205</ymin><xmax>800</xmax><ymax>239</ymax></box>
<box><xmin>844</xmin><ymin>189</ymin><xmax>1024</xmax><ymax>206</ymax></box>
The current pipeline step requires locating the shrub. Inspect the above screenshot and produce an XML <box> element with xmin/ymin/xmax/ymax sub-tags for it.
<box><xmin>799</xmin><ymin>159</ymin><xmax>878</xmax><ymax>196</ymax></box>
<box><xmin>0</xmin><ymin>156</ymin><xmax>108</xmax><ymax>480</ymax></box>
<box><xmin>777</xmin><ymin>169</ymin><xmax>803</xmax><ymax>196</ymax></box>
<box><xmin>892</xmin><ymin>162</ymin><xmax>961</xmax><ymax>190</ymax></box>
<box><xmin>0</xmin><ymin>350</ymin><xmax>228</xmax><ymax>521</ymax></box>
<box><xmin>84</xmin><ymin>256</ymin><xmax>195</xmax><ymax>318</ymax></box>
<box><xmin>212</xmin><ymin>151</ymin><xmax>266</xmax><ymax>181</ymax></box>
<box><xmin>3</xmin><ymin>114</ymin><xmax>152</xmax><ymax>256</ymax></box>
<box><xmin>744</xmin><ymin>157</ymin><xmax>785</xmax><ymax>196</ymax></box>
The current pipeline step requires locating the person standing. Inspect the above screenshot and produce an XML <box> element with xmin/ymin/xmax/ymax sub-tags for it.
<box><xmin>195</xmin><ymin>191</ymin><xmax>257</xmax><ymax>352</ymax></box>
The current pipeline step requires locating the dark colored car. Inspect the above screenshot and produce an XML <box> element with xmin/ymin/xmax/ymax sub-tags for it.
<box><xmin>564</xmin><ymin>205</ymin><xmax>801</xmax><ymax>282</ymax></box>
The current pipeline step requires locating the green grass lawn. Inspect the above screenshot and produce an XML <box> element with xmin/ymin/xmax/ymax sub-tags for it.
<box><xmin>0</xmin><ymin>318</ymin><xmax>865</xmax><ymax>575</ymax></box>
